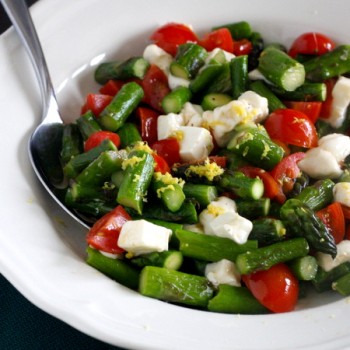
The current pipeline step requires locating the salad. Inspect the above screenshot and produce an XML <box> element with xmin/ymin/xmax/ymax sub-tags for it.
<box><xmin>59</xmin><ymin>21</ymin><xmax>350</xmax><ymax>314</ymax></box>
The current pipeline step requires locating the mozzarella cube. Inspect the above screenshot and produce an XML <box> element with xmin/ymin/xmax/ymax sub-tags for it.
<box><xmin>143</xmin><ymin>44</ymin><xmax>172</xmax><ymax>74</ymax></box>
<box><xmin>318</xmin><ymin>133</ymin><xmax>350</xmax><ymax>162</ymax></box>
<box><xmin>205</xmin><ymin>259</ymin><xmax>241</xmax><ymax>287</ymax></box>
<box><xmin>204</xmin><ymin>48</ymin><xmax>236</xmax><ymax>64</ymax></box>
<box><xmin>207</xmin><ymin>212</ymin><xmax>252</xmax><ymax>244</ymax></box>
<box><xmin>118</xmin><ymin>219</ymin><xmax>171</xmax><ymax>256</ymax></box>
<box><xmin>316</xmin><ymin>240</ymin><xmax>350</xmax><ymax>272</ymax></box>
<box><xmin>157</xmin><ymin>113</ymin><xmax>184</xmax><ymax>140</ymax></box>
<box><xmin>181</xmin><ymin>102</ymin><xmax>204</xmax><ymax>126</ymax></box>
<box><xmin>178</xmin><ymin>126</ymin><xmax>213</xmax><ymax>162</ymax></box>
<box><xmin>238</xmin><ymin>90</ymin><xmax>269</xmax><ymax>123</ymax></box>
<box><xmin>327</xmin><ymin>76</ymin><xmax>350</xmax><ymax>128</ymax></box>
<box><xmin>333</xmin><ymin>182</ymin><xmax>350</xmax><ymax>207</ymax></box>
<box><xmin>298</xmin><ymin>147</ymin><xmax>342</xmax><ymax>179</ymax></box>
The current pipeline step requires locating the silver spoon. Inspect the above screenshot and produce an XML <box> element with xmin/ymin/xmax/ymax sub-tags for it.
<box><xmin>2</xmin><ymin>0</ymin><xmax>90</xmax><ymax>229</ymax></box>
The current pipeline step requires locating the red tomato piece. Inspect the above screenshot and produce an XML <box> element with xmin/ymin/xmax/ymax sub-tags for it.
<box><xmin>152</xmin><ymin>153</ymin><xmax>171</xmax><ymax>174</ymax></box>
<box><xmin>99</xmin><ymin>80</ymin><xmax>124</xmax><ymax>96</ymax></box>
<box><xmin>317</xmin><ymin>202</ymin><xmax>345</xmax><ymax>244</ymax></box>
<box><xmin>288</xmin><ymin>32</ymin><xmax>335</xmax><ymax>58</ymax></box>
<box><xmin>233</xmin><ymin>39</ymin><xmax>253</xmax><ymax>56</ymax></box>
<box><xmin>81</xmin><ymin>94</ymin><xmax>113</xmax><ymax>116</ymax></box>
<box><xmin>208</xmin><ymin>156</ymin><xmax>227</xmax><ymax>169</ymax></box>
<box><xmin>84</xmin><ymin>130</ymin><xmax>121</xmax><ymax>152</ymax></box>
<box><xmin>201</xmin><ymin>28</ymin><xmax>234</xmax><ymax>53</ymax></box>
<box><xmin>150</xmin><ymin>22</ymin><xmax>199</xmax><ymax>56</ymax></box>
<box><xmin>86</xmin><ymin>205</ymin><xmax>131</xmax><ymax>254</ymax></box>
<box><xmin>136</xmin><ymin>107</ymin><xmax>159</xmax><ymax>145</ymax></box>
<box><xmin>269</xmin><ymin>152</ymin><xmax>305</xmax><ymax>194</ymax></box>
<box><xmin>242</xmin><ymin>263</ymin><xmax>299</xmax><ymax>313</ymax></box>
<box><xmin>341</xmin><ymin>204</ymin><xmax>350</xmax><ymax>220</ymax></box>
<box><xmin>141</xmin><ymin>65</ymin><xmax>171</xmax><ymax>112</ymax></box>
<box><xmin>320</xmin><ymin>78</ymin><xmax>337</xmax><ymax>119</ymax></box>
<box><xmin>346</xmin><ymin>224</ymin><xmax>350</xmax><ymax>240</ymax></box>
<box><xmin>240</xmin><ymin>166</ymin><xmax>286</xmax><ymax>203</ymax></box>
<box><xmin>264</xmin><ymin>108</ymin><xmax>318</xmax><ymax>148</ymax></box>
<box><xmin>284</xmin><ymin>101</ymin><xmax>322</xmax><ymax>124</ymax></box>
<box><xmin>151</xmin><ymin>138</ymin><xmax>181</xmax><ymax>167</ymax></box>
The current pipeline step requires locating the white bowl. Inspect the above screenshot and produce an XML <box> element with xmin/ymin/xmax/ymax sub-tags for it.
<box><xmin>1</xmin><ymin>0</ymin><xmax>350</xmax><ymax>349</ymax></box>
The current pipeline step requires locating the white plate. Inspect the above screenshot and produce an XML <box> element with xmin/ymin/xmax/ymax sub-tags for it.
<box><xmin>1</xmin><ymin>0</ymin><xmax>350</xmax><ymax>349</ymax></box>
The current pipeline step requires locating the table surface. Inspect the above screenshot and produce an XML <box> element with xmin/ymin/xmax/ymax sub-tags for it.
<box><xmin>0</xmin><ymin>1</ymin><xmax>123</xmax><ymax>349</ymax></box>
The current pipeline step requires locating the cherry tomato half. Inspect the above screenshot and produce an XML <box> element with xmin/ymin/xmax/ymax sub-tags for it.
<box><xmin>242</xmin><ymin>263</ymin><xmax>299</xmax><ymax>313</ymax></box>
<box><xmin>150</xmin><ymin>22</ymin><xmax>199</xmax><ymax>56</ymax></box>
<box><xmin>233</xmin><ymin>39</ymin><xmax>253</xmax><ymax>56</ymax></box>
<box><xmin>84</xmin><ymin>130</ymin><xmax>121</xmax><ymax>152</ymax></box>
<box><xmin>288</xmin><ymin>32</ymin><xmax>335</xmax><ymax>58</ymax></box>
<box><xmin>152</xmin><ymin>153</ymin><xmax>171</xmax><ymax>174</ymax></box>
<box><xmin>284</xmin><ymin>101</ymin><xmax>322</xmax><ymax>123</ymax></box>
<box><xmin>317</xmin><ymin>202</ymin><xmax>345</xmax><ymax>244</ymax></box>
<box><xmin>86</xmin><ymin>205</ymin><xmax>131</xmax><ymax>254</ymax></box>
<box><xmin>264</xmin><ymin>108</ymin><xmax>318</xmax><ymax>148</ymax></box>
<box><xmin>269</xmin><ymin>152</ymin><xmax>305</xmax><ymax>194</ymax></box>
<box><xmin>141</xmin><ymin>65</ymin><xmax>171</xmax><ymax>112</ymax></box>
<box><xmin>201</xmin><ymin>28</ymin><xmax>234</xmax><ymax>53</ymax></box>
<box><xmin>151</xmin><ymin>138</ymin><xmax>181</xmax><ymax>167</ymax></box>
<box><xmin>136</xmin><ymin>106</ymin><xmax>159</xmax><ymax>145</ymax></box>
<box><xmin>81</xmin><ymin>94</ymin><xmax>113</xmax><ymax>116</ymax></box>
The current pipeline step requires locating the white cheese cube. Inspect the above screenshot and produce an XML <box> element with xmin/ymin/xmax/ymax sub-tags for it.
<box><xmin>327</xmin><ymin>76</ymin><xmax>350</xmax><ymax>128</ymax></box>
<box><xmin>157</xmin><ymin>113</ymin><xmax>184</xmax><ymax>140</ymax></box>
<box><xmin>298</xmin><ymin>147</ymin><xmax>342</xmax><ymax>179</ymax></box>
<box><xmin>180</xmin><ymin>102</ymin><xmax>204</xmax><ymax>126</ymax></box>
<box><xmin>143</xmin><ymin>44</ymin><xmax>172</xmax><ymax>74</ymax></box>
<box><xmin>118</xmin><ymin>219</ymin><xmax>171</xmax><ymax>256</ymax></box>
<box><xmin>207</xmin><ymin>211</ymin><xmax>253</xmax><ymax>244</ymax></box>
<box><xmin>204</xmin><ymin>48</ymin><xmax>236</xmax><ymax>64</ymax></box>
<box><xmin>238</xmin><ymin>90</ymin><xmax>269</xmax><ymax>123</ymax></box>
<box><xmin>178</xmin><ymin>126</ymin><xmax>213</xmax><ymax>162</ymax></box>
<box><xmin>318</xmin><ymin>133</ymin><xmax>350</xmax><ymax>162</ymax></box>
<box><xmin>205</xmin><ymin>259</ymin><xmax>241</xmax><ymax>287</ymax></box>
<box><xmin>333</xmin><ymin>182</ymin><xmax>350</xmax><ymax>207</ymax></box>
<box><xmin>316</xmin><ymin>240</ymin><xmax>350</xmax><ymax>272</ymax></box>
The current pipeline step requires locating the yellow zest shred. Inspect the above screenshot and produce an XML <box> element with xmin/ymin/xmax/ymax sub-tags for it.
<box><xmin>185</xmin><ymin>158</ymin><xmax>224</xmax><ymax>181</ymax></box>
<box><xmin>122</xmin><ymin>154</ymin><xmax>146</xmax><ymax>170</ymax></box>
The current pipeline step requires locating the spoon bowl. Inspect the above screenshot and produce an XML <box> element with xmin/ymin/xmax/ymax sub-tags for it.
<box><xmin>2</xmin><ymin>0</ymin><xmax>90</xmax><ymax>229</ymax></box>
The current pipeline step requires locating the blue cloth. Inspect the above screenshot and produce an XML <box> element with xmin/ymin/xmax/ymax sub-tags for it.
<box><xmin>0</xmin><ymin>2</ymin><xmax>124</xmax><ymax>349</ymax></box>
<box><xmin>0</xmin><ymin>274</ymin><xmax>124</xmax><ymax>350</ymax></box>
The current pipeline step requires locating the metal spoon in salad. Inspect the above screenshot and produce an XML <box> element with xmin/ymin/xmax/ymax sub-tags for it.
<box><xmin>1</xmin><ymin>0</ymin><xmax>90</xmax><ymax>229</ymax></box>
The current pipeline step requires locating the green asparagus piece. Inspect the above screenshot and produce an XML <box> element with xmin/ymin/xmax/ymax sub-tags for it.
<box><xmin>76</xmin><ymin>110</ymin><xmax>102</xmax><ymax>140</ymax></box>
<box><xmin>258</xmin><ymin>46</ymin><xmax>305</xmax><ymax>91</ymax></box>
<box><xmin>86</xmin><ymin>247</ymin><xmax>139</xmax><ymax>290</ymax></box>
<box><xmin>227</xmin><ymin>125</ymin><xmax>284</xmax><ymax>170</ymax></box>
<box><xmin>190</xmin><ymin>64</ymin><xmax>224</xmax><ymax>94</ymax></box>
<box><xmin>201</xmin><ymin>93</ymin><xmax>232</xmax><ymax>110</ymax></box>
<box><xmin>208</xmin><ymin>285</ymin><xmax>268</xmax><ymax>314</ymax></box>
<box><xmin>332</xmin><ymin>272</ymin><xmax>350</xmax><ymax>296</ymax></box>
<box><xmin>295</xmin><ymin>179</ymin><xmax>334</xmax><ymax>211</ymax></box>
<box><xmin>117</xmin><ymin>150</ymin><xmax>154</xmax><ymax>214</ymax></box>
<box><xmin>288</xmin><ymin>255</ymin><xmax>318</xmax><ymax>281</ymax></box>
<box><xmin>230</xmin><ymin>55</ymin><xmax>248</xmax><ymax>99</ymax></box>
<box><xmin>170</xmin><ymin>43</ymin><xmax>208</xmax><ymax>79</ymax></box>
<box><xmin>249</xmin><ymin>80</ymin><xmax>286</xmax><ymax>112</ymax></box>
<box><xmin>130</xmin><ymin>250</ymin><xmax>183</xmax><ymax>270</ymax></box>
<box><xmin>235</xmin><ymin>198</ymin><xmax>271</xmax><ymax>220</ymax></box>
<box><xmin>236</xmin><ymin>237</ymin><xmax>309</xmax><ymax>275</ymax></box>
<box><xmin>162</xmin><ymin>86</ymin><xmax>192</xmax><ymax>113</ymax></box>
<box><xmin>95</xmin><ymin>57</ymin><xmax>150</xmax><ymax>84</ymax></box>
<box><xmin>312</xmin><ymin>261</ymin><xmax>350</xmax><ymax>292</ymax></box>
<box><xmin>204</xmin><ymin>62</ymin><xmax>232</xmax><ymax>94</ymax></box>
<box><xmin>213</xmin><ymin>21</ymin><xmax>252</xmax><ymax>40</ymax></box>
<box><xmin>182</xmin><ymin>183</ymin><xmax>218</xmax><ymax>207</ymax></box>
<box><xmin>117</xmin><ymin>122</ymin><xmax>142</xmax><ymax>148</ymax></box>
<box><xmin>139</xmin><ymin>266</ymin><xmax>214</xmax><ymax>308</ymax></box>
<box><xmin>270</xmin><ymin>82</ymin><xmax>327</xmax><ymax>102</ymax></box>
<box><xmin>175</xmin><ymin>228</ymin><xmax>258</xmax><ymax>262</ymax></box>
<box><xmin>216</xmin><ymin>170</ymin><xmax>264</xmax><ymax>200</ymax></box>
<box><xmin>249</xmin><ymin>218</ymin><xmax>286</xmax><ymax>246</ymax></box>
<box><xmin>63</xmin><ymin>139</ymin><xmax>117</xmax><ymax>179</ymax></box>
<box><xmin>98</xmin><ymin>82</ymin><xmax>144</xmax><ymax>131</ymax></box>
<box><xmin>60</xmin><ymin>124</ymin><xmax>83</xmax><ymax>164</ymax></box>
<box><xmin>303</xmin><ymin>45</ymin><xmax>350</xmax><ymax>82</ymax></box>
<box><xmin>280</xmin><ymin>199</ymin><xmax>337</xmax><ymax>257</ymax></box>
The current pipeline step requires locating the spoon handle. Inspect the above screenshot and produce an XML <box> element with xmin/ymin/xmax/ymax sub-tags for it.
<box><xmin>1</xmin><ymin>0</ymin><xmax>57</xmax><ymax>119</ymax></box>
